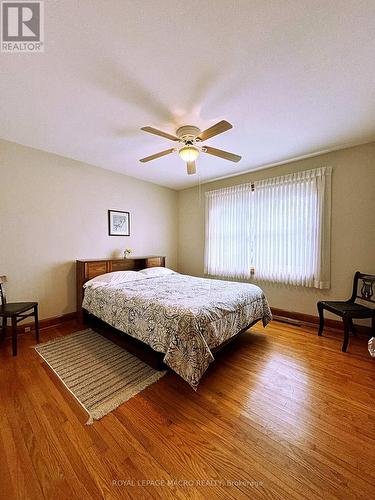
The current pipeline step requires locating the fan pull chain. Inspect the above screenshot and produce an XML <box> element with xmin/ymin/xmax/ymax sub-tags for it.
<box><xmin>198</xmin><ymin>170</ymin><xmax>201</xmax><ymax>205</ymax></box>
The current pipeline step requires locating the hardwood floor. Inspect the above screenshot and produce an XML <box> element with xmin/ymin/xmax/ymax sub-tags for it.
<box><xmin>0</xmin><ymin>320</ymin><xmax>374</xmax><ymax>499</ymax></box>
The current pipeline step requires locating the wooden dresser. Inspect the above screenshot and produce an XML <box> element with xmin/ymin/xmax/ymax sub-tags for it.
<box><xmin>76</xmin><ymin>256</ymin><xmax>165</xmax><ymax>320</ymax></box>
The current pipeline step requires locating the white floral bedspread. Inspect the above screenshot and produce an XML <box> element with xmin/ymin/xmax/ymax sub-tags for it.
<box><xmin>82</xmin><ymin>274</ymin><xmax>272</xmax><ymax>389</ymax></box>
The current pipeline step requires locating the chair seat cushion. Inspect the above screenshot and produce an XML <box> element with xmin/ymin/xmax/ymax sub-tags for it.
<box><xmin>319</xmin><ymin>300</ymin><xmax>373</xmax><ymax>317</ymax></box>
<box><xmin>0</xmin><ymin>302</ymin><xmax>37</xmax><ymax>317</ymax></box>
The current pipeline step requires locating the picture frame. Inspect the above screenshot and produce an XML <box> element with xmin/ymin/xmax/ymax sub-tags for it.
<box><xmin>108</xmin><ymin>210</ymin><xmax>130</xmax><ymax>236</ymax></box>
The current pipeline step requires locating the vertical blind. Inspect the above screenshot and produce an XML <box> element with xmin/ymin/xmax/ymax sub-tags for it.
<box><xmin>204</xmin><ymin>167</ymin><xmax>332</xmax><ymax>288</ymax></box>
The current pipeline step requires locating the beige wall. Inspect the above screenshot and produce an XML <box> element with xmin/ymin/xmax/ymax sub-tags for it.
<box><xmin>178</xmin><ymin>142</ymin><xmax>375</xmax><ymax>318</ymax></box>
<box><xmin>0</xmin><ymin>139</ymin><xmax>178</xmax><ymax>320</ymax></box>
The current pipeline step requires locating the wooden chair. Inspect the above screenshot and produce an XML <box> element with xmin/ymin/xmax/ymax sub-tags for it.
<box><xmin>0</xmin><ymin>276</ymin><xmax>39</xmax><ymax>356</ymax></box>
<box><xmin>317</xmin><ymin>272</ymin><xmax>375</xmax><ymax>352</ymax></box>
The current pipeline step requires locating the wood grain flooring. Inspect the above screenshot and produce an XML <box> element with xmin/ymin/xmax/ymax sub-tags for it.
<box><xmin>0</xmin><ymin>320</ymin><xmax>374</xmax><ymax>499</ymax></box>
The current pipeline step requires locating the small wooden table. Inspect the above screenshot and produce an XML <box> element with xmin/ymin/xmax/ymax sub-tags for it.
<box><xmin>0</xmin><ymin>302</ymin><xmax>39</xmax><ymax>356</ymax></box>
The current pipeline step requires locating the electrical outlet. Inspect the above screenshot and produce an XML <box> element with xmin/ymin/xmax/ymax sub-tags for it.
<box><xmin>25</xmin><ymin>326</ymin><xmax>31</xmax><ymax>333</ymax></box>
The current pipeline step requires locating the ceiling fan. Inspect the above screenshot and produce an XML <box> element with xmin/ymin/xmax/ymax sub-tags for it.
<box><xmin>139</xmin><ymin>120</ymin><xmax>241</xmax><ymax>175</ymax></box>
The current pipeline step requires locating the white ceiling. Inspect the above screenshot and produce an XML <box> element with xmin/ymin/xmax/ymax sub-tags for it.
<box><xmin>1</xmin><ymin>0</ymin><xmax>375</xmax><ymax>190</ymax></box>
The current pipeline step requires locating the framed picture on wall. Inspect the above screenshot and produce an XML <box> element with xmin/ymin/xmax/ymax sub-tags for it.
<box><xmin>108</xmin><ymin>210</ymin><xmax>130</xmax><ymax>236</ymax></box>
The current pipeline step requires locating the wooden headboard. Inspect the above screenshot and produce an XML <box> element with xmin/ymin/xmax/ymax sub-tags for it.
<box><xmin>76</xmin><ymin>256</ymin><xmax>165</xmax><ymax>321</ymax></box>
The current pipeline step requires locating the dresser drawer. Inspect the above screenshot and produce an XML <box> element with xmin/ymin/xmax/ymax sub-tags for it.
<box><xmin>85</xmin><ymin>262</ymin><xmax>107</xmax><ymax>279</ymax></box>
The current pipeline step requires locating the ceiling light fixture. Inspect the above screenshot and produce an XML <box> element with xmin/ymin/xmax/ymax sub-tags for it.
<box><xmin>139</xmin><ymin>121</ymin><xmax>241</xmax><ymax>176</ymax></box>
<box><xmin>178</xmin><ymin>145</ymin><xmax>199</xmax><ymax>162</ymax></box>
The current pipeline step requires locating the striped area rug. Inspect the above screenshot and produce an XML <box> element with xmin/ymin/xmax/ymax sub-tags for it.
<box><xmin>34</xmin><ymin>329</ymin><xmax>165</xmax><ymax>424</ymax></box>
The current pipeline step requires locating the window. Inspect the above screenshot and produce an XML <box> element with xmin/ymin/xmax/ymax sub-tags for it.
<box><xmin>204</xmin><ymin>167</ymin><xmax>332</xmax><ymax>288</ymax></box>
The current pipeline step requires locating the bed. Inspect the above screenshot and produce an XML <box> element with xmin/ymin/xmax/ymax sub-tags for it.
<box><xmin>76</xmin><ymin>258</ymin><xmax>272</xmax><ymax>389</ymax></box>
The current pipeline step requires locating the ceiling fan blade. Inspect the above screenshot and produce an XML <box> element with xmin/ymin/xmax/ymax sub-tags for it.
<box><xmin>141</xmin><ymin>126</ymin><xmax>179</xmax><ymax>141</ymax></box>
<box><xmin>196</xmin><ymin>120</ymin><xmax>233</xmax><ymax>141</ymax></box>
<box><xmin>186</xmin><ymin>161</ymin><xmax>196</xmax><ymax>175</ymax></box>
<box><xmin>139</xmin><ymin>148</ymin><xmax>175</xmax><ymax>163</ymax></box>
<box><xmin>204</xmin><ymin>145</ymin><xmax>241</xmax><ymax>163</ymax></box>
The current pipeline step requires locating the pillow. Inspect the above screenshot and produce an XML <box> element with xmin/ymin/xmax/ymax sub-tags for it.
<box><xmin>138</xmin><ymin>267</ymin><xmax>175</xmax><ymax>277</ymax></box>
<box><xmin>84</xmin><ymin>271</ymin><xmax>144</xmax><ymax>287</ymax></box>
